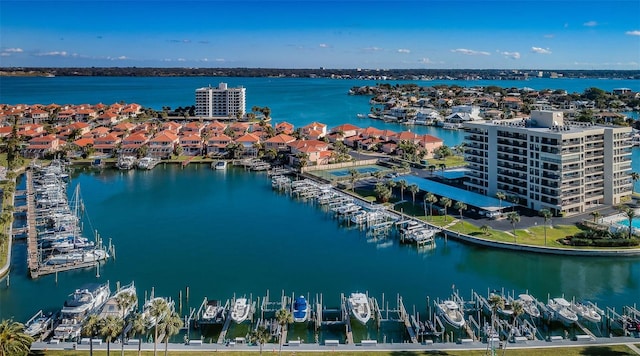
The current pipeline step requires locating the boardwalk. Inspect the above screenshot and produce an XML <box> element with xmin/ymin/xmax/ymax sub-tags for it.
<box><xmin>24</xmin><ymin>170</ymin><xmax>39</xmax><ymax>277</ymax></box>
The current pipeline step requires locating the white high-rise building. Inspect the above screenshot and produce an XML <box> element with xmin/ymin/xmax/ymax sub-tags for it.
<box><xmin>195</xmin><ymin>83</ymin><xmax>246</xmax><ymax>118</ymax></box>
<box><xmin>464</xmin><ymin>110</ymin><xmax>633</xmax><ymax>216</ymax></box>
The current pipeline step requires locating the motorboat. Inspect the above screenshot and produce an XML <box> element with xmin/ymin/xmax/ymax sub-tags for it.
<box><xmin>44</xmin><ymin>249</ymin><xmax>109</xmax><ymax>266</ymax></box>
<box><xmin>116</xmin><ymin>156</ymin><xmax>137</xmax><ymax>170</ymax></box>
<box><xmin>54</xmin><ymin>282</ymin><xmax>111</xmax><ymax>340</ymax></box>
<box><xmin>516</xmin><ymin>294</ymin><xmax>541</xmax><ymax>319</ymax></box>
<box><xmin>570</xmin><ymin>301</ymin><xmax>602</xmax><ymax>323</ymax></box>
<box><xmin>213</xmin><ymin>160</ymin><xmax>228</xmax><ymax>170</ymax></box>
<box><xmin>142</xmin><ymin>297</ymin><xmax>175</xmax><ymax>327</ymax></box>
<box><xmin>98</xmin><ymin>281</ymin><xmax>137</xmax><ymax>319</ymax></box>
<box><xmin>348</xmin><ymin>292</ymin><xmax>371</xmax><ymax>325</ymax></box>
<box><xmin>202</xmin><ymin>300</ymin><xmax>226</xmax><ymax>323</ymax></box>
<box><xmin>230</xmin><ymin>297</ymin><xmax>251</xmax><ymax>323</ymax></box>
<box><xmin>436</xmin><ymin>300</ymin><xmax>465</xmax><ymax>328</ymax></box>
<box><xmin>137</xmin><ymin>157</ymin><xmax>159</xmax><ymax>170</ymax></box>
<box><xmin>292</xmin><ymin>296</ymin><xmax>309</xmax><ymax>323</ymax></box>
<box><xmin>24</xmin><ymin>310</ymin><xmax>53</xmax><ymax>337</ymax></box>
<box><xmin>489</xmin><ymin>292</ymin><xmax>514</xmax><ymax>318</ymax></box>
<box><xmin>547</xmin><ymin>297</ymin><xmax>578</xmax><ymax>326</ymax></box>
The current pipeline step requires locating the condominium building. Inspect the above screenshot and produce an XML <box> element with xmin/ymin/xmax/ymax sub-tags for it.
<box><xmin>464</xmin><ymin>110</ymin><xmax>633</xmax><ymax>216</ymax></box>
<box><xmin>195</xmin><ymin>83</ymin><xmax>246</xmax><ymax>118</ymax></box>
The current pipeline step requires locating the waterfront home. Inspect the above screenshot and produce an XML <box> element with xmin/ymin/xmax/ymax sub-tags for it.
<box><xmin>359</xmin><ymin>126</ymin><xmax>384</xmax><ymax>140</ymax></box>
<box><xmin>89</xmin><ymin>126</ymin><xmax>111</xmax><ymax>138</ymax></box>
<box><xmin>227</xmin><ymin>122</ymin><xmax>250</xmax><ymax>138</ymax></box>
<box><xmin>121</xmin><ymin>103</ymin><xmax>142</xmax><ymax>118</ymax></box>
<box><xmin>96</xmin><ymin>111</ymin><xmax>119</xmax><ymax>126</ymax></box>
<box><xmin>264</xmin><ymin>133</ymin><xmax>296</xmax><ymax>152</ymax></box>
<box><xmin>501</xmin><ymin>96</ymin><xmax>523</xmax><ymax>111</ymax></box>
<box><xmin>120</xmin><ymin>132</ymin><xmax>149</xmax><ymax>156</ymax></box>
<box><xmin>205</xmin><ymin>133</ymin><xmax>232</xmax><ymax>156</ymax></box>
<box><xmin>181</xmin><ymin>122</ymin><xmax>205</xmax><ymax>135</ymax></box>
<box><xmin>29</xmin><ymin>108</ymin><xmax>49</xmax><ymax>123</ymax></box>
<box><xmin>93</xmin><ymin>134</ymin><xmax>121</xmax><ymax>156</ymax></box>
<box><xmin>235</xmin><ymin>133</ymin><xmax>261</xmax><ymax>157</ymax></box>
<box><xmin>75</xmin><ymin>108</ymin><xmax>97</xmax><ymax>121</ymax></box>
<box><xmin>71</xmin><ymin>137</ymin><xmax>94</xmax><ymax>154</ymax></box>
<box><xmin>59</xmin><ymin>122</ymin><xmax>91</xmax><ymax>139</ymax></box>
<box><xmin>288</xmin><ymin>139</ymin><xmax>330</xmax><ymax>165</ymax></box>
<box><xmin>57</xmin><ymin>109</ymin><xmax>76</xmax><ymax>122</ymax></box>
<box><xmin>112</xmin><ymin>122</ymin><xmax>137</xmax><ymax>135</ymax></box>
<box><xmin>206</xmin><ymin>120</ymin><xmax>227</xmax><ymax>134</ymax></box>
<box><xmin>161</xmin><ymin>121</ymin><xmax>182</xmax><ymax>134</ymax></box>
<box><xmin>329</xmin><ymin>123</ymin><xmax>361</xmax><ymax>142</ymax></box>
<box><xmin>149</xmin><ymin>131</ymin><xmax>179</xmax><ymax>159</ymax></box>
<box><xmin>300</xmin><ymin>121</ymin><xmax>327</xmax><ymax>140</ymax></box>
<box><xmin>179</xmin><ymin>134</ymin><xmax>203</xmax><ymax>156</ymax></box>
<box><xmin>418</xmin><ymin>135</ymin><xmax>444</xmax><ymax>158</ymax></box>
<box><xmin>275</xmin><ymin>121</ymin><xmax>294</xmax><ymax>135</ymax></box>
<box><xmin>23</xmin><ymin>135</ymin><xmax>64</xmax><ymax>158</ymax></box>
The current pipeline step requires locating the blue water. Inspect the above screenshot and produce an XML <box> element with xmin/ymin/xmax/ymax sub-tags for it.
<box><xmin>0</xmin><ymin>76</ymin><xmax>639</xmax><ymax>339</ymax></box>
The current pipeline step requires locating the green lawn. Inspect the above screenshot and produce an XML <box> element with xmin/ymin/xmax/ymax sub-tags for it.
<box><xmin>33</xmin><ymin>344</ymin><xmax>639</xmax><ymax>355</ymax></box>
<box><xmin>429</xmin><ymin>155</ymin><xmax>467</xmax><ymax>168</ymax></box>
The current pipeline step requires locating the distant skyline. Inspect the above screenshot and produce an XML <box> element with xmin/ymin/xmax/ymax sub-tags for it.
<box><xmin>1</xmin><ymin>0</ymin><xmax>639</xmax><ymax>70</ymax></box>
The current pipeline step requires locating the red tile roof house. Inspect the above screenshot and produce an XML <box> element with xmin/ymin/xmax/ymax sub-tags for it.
<box><xmin>264</xmin><ymin>134</ymin><xmax>296</xmax><ymax>152</ymax></box>
<box><xmin>206</xmin><ymin>133</ymin><xmax>233</xmax><ymax>156</ymax></box>
<box><xmin>181</xmin><ymin>122</ymin><xmax>205</xmax><ymax>136</ymax></box>
<box><xmin>56</xmin><ymin>109</ymin><xmax>76</xmax><ymax>122</ymax></box>
<box><xmin>206</xmin><ymin>120</ymin><xmax>227</xmax><ymax>134</ymax></box>
<box><xmin>228</xmin><ymin>122</ymin><xmax>250</xmax><ymax>138</ymax></box>
<box><xmin>300</xmin><ymin>122</ymin><xmax>327</xmax><ymax>140</ymax></box>
<box><xmin>418</xmin><ymin>134</ymin><xmax>444</xmax><ymax>158</ymax></box>
<box><xmin>96</xmin><ymin>111</ymin><xmax>119</xmax><ymax>126</ymax></box>
<box><xmin>275</xmin><ymin>121</ymin><xmax>294</xmax><ymax>135</ymax></box>
<box><xmin>148</xmin><ymin>131</ymin><xmax>179</xmax><ymax>159</ymax></box>
<box><xmin>328</xmin><ymin>123</ymin><xmax>361</xmax><ymax>143</ymax></box>
<box><xmin>74</xmin><ymin>108</ymin><xmax>97</xmax><ymax>122</ymax></box>
<box><xmin>121</xmin><ymin>103</ymin><xmax>142</xmax><ymax>118</ymax></box>
<box><xmin>235</xmin><ymin>133</ymin><xmax>261</xmax><ymax>157</ymax></box>
<box><xmin>23</xmin><ymin>135</ymin><xmax>64</xmax><ymax>158</ymax></box>
<box><xmin>28</xmin><ymin>109</ymin><xmax>49</xmax><ymax>123</ymax></box>
<box><xmin>161</xmin><ymin>121</ymin><xmax>182</xmax><ymax>134</ymax></box>
<box><xmin>120</xmin><ymin>132</ymin><xmax>149</xmax><ymax>156</ymax></box>
<box><xmin>179</xmin><ymin>134</ymin><xmax>203</xmax><ymax>156</ymax></box>
<box><xmin>90</xmin><ymin>126</ymin><xmax>111</xmax><ymax>138</ymax></box>
<box><xmin>288</xmin><ymin>140</ymin><xmax>330</xmax><ymax>166</ymax></box>
<box><xmin>93</xmin><ymin>133</ymin><xmax>121</xmax><ymax>157</ymax></box>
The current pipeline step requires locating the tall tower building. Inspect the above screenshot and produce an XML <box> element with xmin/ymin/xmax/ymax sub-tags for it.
<box><xmin>195</xmin><ymin>83</ymin><xmax>246</xmax><ymax>119</ymax></box>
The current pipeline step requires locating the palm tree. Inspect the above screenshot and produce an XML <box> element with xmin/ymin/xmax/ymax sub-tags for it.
<box><xmin>539</xmin><ymin>209</ymin><xmax>552</xmax><ymax>246</ymax></box>
<box><xmin>496</xmin><ymin>192</ymin><xmax>506</xmax><ymax>210</ymax></box>
<box><xmin>507</xmin><ymin>212</ymin><xmax>520</xmax><ymax>242</ymax></box>
<box><xmin>275</xmin><ymin>308</ymin><xmax>293</xmax><ymax>356</ymax></box>
<box><xmin>82</xmin><ymin>314</ymin><xmax>102</xmax><ymax>356</ymax></box>
<box><xmin>100</xmin><ymin>315</ymin><xmax>123</xmax><ymax>356</ymax></box>
<box><xmin>480</xmin><ymin>224</ymin><xmax>490</xmax><ymax>236</ymax></box>
<box><xmin>348</xmin><ymin>168</ymin><xmax>360</xmax><ymax>192</ymax></box>
<box><xmin>386</xmin><ymin>180</ymin><xmax>397</xmax><ymax>198</ymax></box>
<box><xmin>0</xmin><ymin>319</ymin><xmax>33</xmax><ymax>356</ymax></box>
<box><xmin>148</xmin><ymin>298</ymin><xmax>170</xmax><ymax>356</ymax></box>
<box><xmin>248</xmin><ymin>325</ymin><xmax>271</xmax><ymax>355</ymax></box>
<box><xmin>374</xmin><ymin>182</ymin><xmax>391</xmax><ymax>203</ymax></box>
<box><xmin>159</xmin><ymin>312</ymin><xmax>183</xmax><ymax>356</ymax></box>
<box><xmin>424</xmin><ymin>192</ymin><xmax>438</xmax><ymax>220</ymax></box>
<box><xmin>372</xmin><ymin>170</ymin><xmax>384</xmax><ymax>182</ymax></box>
<box><xmin>397</xmin><ymin>179</ymin><xmax>408</xmax><ymax>201</ymax></box>
<box><xmin>128</xmin><ymin>312</ymin><xmax>148</xmax><ymax>356</ymax></box>
<box><xmin>487</xmin><ymin>294</ymin><xmax>504</xmax><ymax>356</ymax></box>
<box><xmin>408</xmin><ymin>184</ymin><xmax>419</xmax><ymax>205</ymax></box>
<box><xmin>454</xmin><ymin>201</ymin><xmax>467</xmax><ymax>221</ymax></box>
<box><xmin>631</xmin><ymin>172</ymin><xmax>640</xmax><ymax>194</ymax></box>
<box><xmin>509</xmin><ymin>195</ymin><xmax>519</xmax><ymax>212</ymax></box>
<box><xmin>503</xmin><ymin>301</ymin><xmax>524</xmax><ymax>356</ymax></box>
<box><xmin>590</xmin><ymin>210</ymin><xmax>601</xmax><ymax>223</ymax></box>
<box><xmin>116</xmin><ymin>291</ymin><xmax>137</xmax><ymax>356</ymax></box>
<box><xmin>439</xmin><ymin>197</ymin><xmax>452</xmax><ymax>222</ymax></box>
<box><xmin>624</xmin><ymin>207</ymin><xmax>636</xmax><ymax>239</ymax></box>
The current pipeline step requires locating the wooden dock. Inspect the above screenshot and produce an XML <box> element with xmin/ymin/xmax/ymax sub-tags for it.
<box><xmin>216</xmin><ymin>300</ymin><xmax>233</xmax><ymax>344</ymax></box>
<box><xmin>25</xmin><ymin>171</ymin><xmax>40</xmax><ymax>278</ymax></box>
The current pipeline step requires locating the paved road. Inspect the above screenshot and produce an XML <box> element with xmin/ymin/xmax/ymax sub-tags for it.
<box><xmin>32</xmin><ymin>336</ymin><xmax>640</xmax><ymax>354</ymax></box>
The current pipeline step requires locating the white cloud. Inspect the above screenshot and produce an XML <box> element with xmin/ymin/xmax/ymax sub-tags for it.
<box><xmin>215</xmin><ymin>58</ymin><xmax>225</xmax><ymax>62</ymax></box>
<box><xmin>363</xmin><ymin>46</ymin><xmax>383</xmax><ymax>52</ymax></box>
<box><xmin>397</xmin><ymin>48</ymin><xmax>410</xmax><ymax>54</ymax></box>
<box><xmin>626</xmin><ymin>30</ymin><xmax>640</xmax><ymax>36</ymax></box>
<box><xmin>4</xmin><ymin>48</ymin><xmax>23</xmax><ymax>53</ymax></box>
<box><xmin>451</xmin><ymin>48</ymin><xmax>490</xmax><ymax>56</ymax></box>
<box><xmin>498</xmin><ymin>51</ymin><xmax>521</xmax><ymax>59</ymax></box>
<box><xmin>177</xmin><ymin>58</ymin><xmax>186</xmax><ymax>62</ymax></box>
<box><xmin>531</xmin><ymin>47</ymin><xmax>552</xmax><ymax>54</ymax></box>
<box><xmin>117</xmin><ymin>56</ymin><xmax>127</xmax><ymax>60</ymax></box>
<box><xmin>583</xmin><ymin>21</ymin><xmax>598</xmax><ymax>27</ymax></box>
<box><xmin>319</xmin><ymin>43</ymin><xmax>328</xmax><ymax>48</ymax></box>
<box><xmin>0</xmin><ymin>53</ymin><xmax>10</xmax><ymax>57</ymax></box>
<box><xmin>418</xmin><ymin>57</ymin><xmax>432</xmax><ymax>64</ymax></box>
<box><xmin>36</xmin><ymin>51</ymin><xmax>68</xmax><ymax>57</ymax></box>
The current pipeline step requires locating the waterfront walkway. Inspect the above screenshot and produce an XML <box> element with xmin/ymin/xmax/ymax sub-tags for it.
<box><xmin>31</xmin><ymin>337</ymin><xmax>640</xmax><ymax>354</ymax></box>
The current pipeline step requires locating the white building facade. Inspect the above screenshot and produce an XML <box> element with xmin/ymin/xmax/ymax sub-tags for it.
<box><xmin>195</xmin><ymin>83</ymin><xmax>246</xmax><ymax>118</ymax></box>
<box><xmin>464</xmin><ymin>110</ymin><xmax>633</xmax><ymax>216</ymax></box>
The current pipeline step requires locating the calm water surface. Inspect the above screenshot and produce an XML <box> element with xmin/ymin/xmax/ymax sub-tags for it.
<box><xmin>0</xmin><ymin>76</ymin><xmax>639</xmax><ymax>327</ymax></box>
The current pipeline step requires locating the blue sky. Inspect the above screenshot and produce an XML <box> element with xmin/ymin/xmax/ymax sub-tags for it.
<box><xmin>1</xmin><ymin>0</ymin><xmax>639</xmax><ymax>69</ymax></box>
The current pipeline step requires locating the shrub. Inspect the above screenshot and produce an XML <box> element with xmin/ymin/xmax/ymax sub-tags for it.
<box><xmin>570</xmin><ymin>238</ymin><xmax>592</xmax><ymax>246</ymax></box>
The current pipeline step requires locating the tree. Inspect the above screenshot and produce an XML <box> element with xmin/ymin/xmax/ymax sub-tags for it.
<box><xmin>408</xmin><ymin>184</ymin><xmax>419</xmax><ymax>205</ymax></box>
<box><xmin>128</xmin><ymin>312</ymin><xmax>148</xmax><ymax>356</ymax></box>
<box><xmin>425</xmin><ymin>193</ymin><xmax>438</xmax><ymax>220</ymax></box>
<box><xmin>248</xmin><ymin>325</ymin><xmax>271</xmax><ymax>355</ymax></box>
<box><xmin>0</xmin><ymin>319</ymin><xmax>33</xmax><ymax>356</ymax></box>
<box><xmin>509</xmin><ymin>195</ymin><xmax>519</xmax><ymax>212</ymax></box>
<box><xmin>631</xmin><ymin>172</ymin><xmax>640</xmax><ymax>195</ymax></box>
<box><xmin>385</xmin><ymin>180</ymin><xmax>397</xmax><ymax>198</ymax></box>
<box><xmin>159</xmin><ymin>312</ymin><xmax>183</xmax><ymax>356</ymax></box>
<box><xmin>348</xmin><ymin>168</ymin><xmax>360</xmax><ymax>192</ymax></box>
<box><xmin>374</xmin><ymin>182</ymin><xmax>391</xmax><ymax>203</ymax></box>
<box><xmin>487</xmin><ymin>294</ymin><xmax>504</xmax><ymax>356</ymax></box>
<box><xmin>100</xmin><ymin>315</ymin><xmax>123</xmax><ymax>356</ymax></box>
<box><xmin>275</xmin><ymin>309</ymin><xmax>292</xmax><ymax>356</ymax></box>
<box><xmin>454</xmin><ymin>201</ymin><xmax>467</xmax><ymax>226</ymax></box>
<box><xmin>624</xmin><ymin>207</ymin><xmax>636</xmax><ymax>239</ymax></box>
<box><xmin>439</xmin><ymin>197</ymin><xmax>452</xmax><ymax>221</ymax></box>
<box><xmin>116</xmin><ymin>291</ymin><xmax>138</xmax><ymax>356</ymax></box>
<box><xmin>480</xmin><ymin>224</ymin><xmax>490</xmax><ymax>236</ymax></box>
<box><xmin>539</xmin><ymin>209</ymin><xmax>552</xmax><ymax>246</ymax></box>
<box><xmin>82</xmin><ymin>314</ymin><xmax>102</xmax><ymax>356</ymax></box>
<box><xmin>148</xmin><ymin>298</ymin><xmax>170</xmax><ymax>356</ymax></box>
<box><xmin>496</xmin><ymin>192</ymin><xmax>506</xmax><ymax>210</ymax></box>
<box><xmin>502</xmin><ymin>301</ymin><xmax>524</xmax><ymax>356</ymax></box>
<box><xmin>397</xmin><ymin>179</ymin><xmax>408</xmax><ymax>201</ymax></box>
<box><xmin>507</xmin><ymin>212</ymin><xmax>520</xmax><ymax>242</ymax></box>
<box><xmin>590</xmin><ymin>210</ymin><xmax>601</xmax><ymax>223</ymax></box>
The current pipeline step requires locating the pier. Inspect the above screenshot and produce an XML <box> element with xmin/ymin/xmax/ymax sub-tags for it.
<box><xmin>24</xmin><ymin>170</ymin><xmax>39</xmax><ymax>277</ymax></box>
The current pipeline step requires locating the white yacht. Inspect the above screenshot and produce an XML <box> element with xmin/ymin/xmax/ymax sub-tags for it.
<box><xmin>436</xmin><ymin>300</ymin><xmax>466</xmax><ymax>328</ymax></box>
<box><xmin>99</xmin><ymin>281</ymin><xmax>137</xmax><ymax>319</ymax></box>
<box><xmin>44</xmin><ymin>249</ymin><xmax>109</xmax><ymax>266</ymax></box>
<box><xmin>54</xmin><ymin>282</ymin><xmax>111</xmax><ymax>340</ymax></box>
<box><xmin>516</xmin><ymin>294</ymin><xmax>541</xmax><ymax>319</ymax></box>
<box><xmin>570</xmin><ymin>301</ymin><xmax>602</xmax><ymax>323</ymax></box>
<box><xmin>24</xmin><ymin>311</ymin><xmax>52</xmax><ymax>337</ymax></box>
<box><xmin>348</xmin><ymin>292</ymin><xmax>371</xmax><ymax>325</ymax></box>
<box><xmin>202</xmin><ymin>300</ymin><xmax>226</xmax><ymax>323</ymax></box>
<box><xmin>230</xmin><ymin>297</ymin><xmax>251</xmax><ymax>323</ymax></box>
<box><xmin>213</xmin><ymin>160</ymin><xmax>228</xmax><ymax>170</ymax></box>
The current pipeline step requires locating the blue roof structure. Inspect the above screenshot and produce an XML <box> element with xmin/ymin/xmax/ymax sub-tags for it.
<box><xmin>395</xmin><ymin>175</ymin><xmax>511</xmax><ymax>212</ymax></box>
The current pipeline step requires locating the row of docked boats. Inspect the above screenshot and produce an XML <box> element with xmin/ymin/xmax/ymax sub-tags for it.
<box><xmin>117</xmin><ymin>156</ymin><xmax>160</xmax><ymax>170</ymax></box>
<box><xmin>31</xmin><ymin>160</ymin><xmax>109</xmax><ymax>267</ymax></box>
